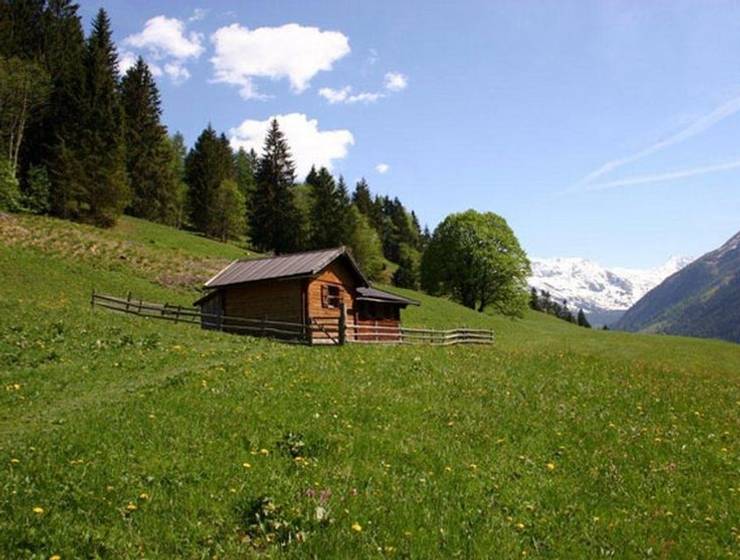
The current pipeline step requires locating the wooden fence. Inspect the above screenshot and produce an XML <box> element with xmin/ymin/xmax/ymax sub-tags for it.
<box><xmin>91</xmin><ymin>291</ymin><xmax>494</xmax><ymax>347</ymax></box>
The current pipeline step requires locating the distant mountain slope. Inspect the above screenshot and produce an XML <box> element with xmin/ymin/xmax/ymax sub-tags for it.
<box><xmin>528</xmin><ymin>256</ymin><xmax>691</xmax><ymax>326</ymax></box>
<box><xmin>614</xmin><ymin>231</ymin><xmax>740</xmax><ymax>343</ymax></box>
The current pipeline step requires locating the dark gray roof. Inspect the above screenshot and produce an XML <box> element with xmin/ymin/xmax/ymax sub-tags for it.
<box><xmin>204</xmin><ymin>247</ymin><xmax>367</xmax><ymax>288</ymax></box>
<box><xmin>356</xmin><ymin>286</ymin><xmax>420</xmax><ymax>306</ymax></box>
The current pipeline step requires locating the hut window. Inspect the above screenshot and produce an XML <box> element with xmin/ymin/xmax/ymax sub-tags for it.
<box><xmin>322</xmin><ymin>285</ymin><xmax>342</xmax><ymax>308</ymax></box>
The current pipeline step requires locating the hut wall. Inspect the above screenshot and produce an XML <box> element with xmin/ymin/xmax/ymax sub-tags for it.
<box><xmin>199</xmin><ymin>292</ymin><xmax>223</xmax><ymax>330</ymax></box>
<box><xmin>222</xmin><ymin>279</ymin><xmax>304</xmax><ymax>324</ymax></box>
<box><xmin>307</xmin><ymin>261</ymin><xmax>358</xmax><ymax>321</ymax></box>
<box><xmin>354</xmin><ymin>302</ymin><xmax>401</xmax><ymax>341</ymax></box>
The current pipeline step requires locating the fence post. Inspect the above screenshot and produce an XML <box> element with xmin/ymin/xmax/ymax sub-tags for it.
<box><xmin>175</xmin><ymin>305</ymin><xmax>181</xmax><ymax>323</ymax></box>
<box><xmin>90</xmin><ymin>288</ymin><xmax>95</xmax><ymax>309</ymax></box>
<box><xmin>338</xmin><ymin>303</ymin><xmax>346</xmax><ymax>345</ymax></box>
<box><xmin>126</xmin><ymin>291</ymin><xmax>132</xmax><ymax>313</ymax></box>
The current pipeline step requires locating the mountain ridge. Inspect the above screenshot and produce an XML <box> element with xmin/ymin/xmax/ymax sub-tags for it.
<box><xmin>614</xmin><ymin>230</ymin><xmax>740</xmax><ymax>343</ymax></box>
<box><xmin>528</xmin><ymin>255</ymin><xmax>692</xmax><ymax>325</ymax></box>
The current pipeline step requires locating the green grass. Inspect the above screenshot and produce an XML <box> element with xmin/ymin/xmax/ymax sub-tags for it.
<box><xmin>1</xmin><ymin>214</ymin><xmax>738</xmax><ymax>559</ymax></box>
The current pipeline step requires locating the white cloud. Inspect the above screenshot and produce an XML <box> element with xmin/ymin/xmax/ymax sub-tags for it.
<box><xmin>123</xmin><ymin>15</ymin><xmax>204</xmax><ymax>83</ymax></box>
<box><xmin>376</xmin><ymin>163</ymin><xmax>390</xmax><ymax>174</ymax></box>
<box><xmin>229</xmin><ymin>113</ymin><xmax>354</xmax><ymax>179</ymax></box>
<box><xmin>318</xmin><ymin>69</ymin><xmax>408</xmax><ymax>105</ymax></box>
<box><xmin>118</xmin><ymin>50</ymin><xmax>137</xmax><ymax>74</ymax></box>
<box><xmin>585</xmin><ymin>158</ymin><xmax>740</xmax><ymax>191</ymax></box>
<box><xmin>124</xmin><ymin>15</ymin><xmax>204</xmax><ymax>59</ymax></box>
<box><xmin>319</xmin><ymin>86</ymin><xmax>383</xmax><ymax>104</ymax></box>
<box><xmin>211</xmin><ymin>23</ymin><xmax>350</xmax><ymax>99</ymax></box>
<box><xmin>573</xmin><ymin>93</ymin><xmax>740</xmax><ymax>189</ymax></box>
<box><xmin>163</xmin><ymin>62</ymin><xmax>190</xmax><ymax>84</ymax></box>
<box><xmin>189</xmin><ymin>8</ymin><xmax>207</xmax><ymax>22</ymax></box>
<box><xmin>384</xmin><ymin>71</ymin><xmax>407</xmax><ymax>92</ymax></box>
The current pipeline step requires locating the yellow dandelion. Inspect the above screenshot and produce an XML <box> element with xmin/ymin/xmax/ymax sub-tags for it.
<box><xmin>351</xmin><ymin>522</ymin><xmax>363</xmax><ymax>532</ymax></box>
<box><xmin>126</xmin><ymin>503</ymin><xmax>137</xmax><ymax>511</ymax></box>
<box><xmin>139</xmin><ymin>493</ymin><xmax>149</xmax><ymax>500</ymax></box>
<box><xmin>50</xmin><ymin>555</ymin><xmax>61</xmax><ymax>560</ymax></box>
<box><xmin>32</xmin><ymin>507</ymin><xmax>44</xmax><ymax>514</ymax></box>
<box><xmin>444</xmin><ymin>466</ymin><xmax>452</xmax><ymax>472</ymax></box>
<box><xmin>259</xmin><ymin>448</ymin><xmax>269</xmax><ymax>456</ymax></box>
<box><xmin>515</xmin><ymin>522</ymin><xmax>525</xmax><ymax>530</ymax></box>
<box><xmin>546</xmin><ymin>462</ymin><xmax>556</xmax><ymax>471</ymax></box>
<box><xmin>10</xmin><ymin>458</ymin><xmax>19</xmax><ymax>464</ymax></box>
<box><xmin>242</xmin><ymin>462</ymin><xmax>252</xmax><ymax>469</ymax></box>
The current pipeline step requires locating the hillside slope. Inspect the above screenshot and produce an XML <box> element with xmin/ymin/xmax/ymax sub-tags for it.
<box><xmin>1</xmin><ymin>213</ymin><xmax>738</xmax><ymax>559</ymax></box>
<box><xmin>615</xmin><ymin>230</ymin><xmax>740</xmax><ymax>343</ymax></box>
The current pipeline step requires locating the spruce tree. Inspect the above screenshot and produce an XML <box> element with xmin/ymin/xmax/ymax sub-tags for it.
<box><xmin>69</xmin><ymin>8</ymin><xmax>129</xmax><ymax>226</ymax></box>
<box><xmin>120</xmin><ymin>57</ymin><xmax>179</xmax><ymax>224</ymax></box>
<box><xmin>577</xmin><ymin>309</ymin><xmax>591</xmax><ymax>328</ymax></box>
<box><xmin>392</xmin><ymin>244</ymin><xmax>420</xmax><ymax>289</ymax></box>
<box><xmin>352</xmin><ymin>178</ymin><xmax>373</xmax><ymax>216</ymax></box>
<box><xmin>529</xmin><ymin>287</ymin><xmax>541</xmax><ymax>311</ymax></box>
<box><xmin>307</xmin><ymin>167</ymin><xmax>351</xmax><ymax>248</ymax></box>
<box><xmin>185</xmin><ymin>125</ymin><xmax>234</xmax><ymax>235</ymax></box>
<box><xmin>251</xmin><ymin>119</ymin><xmax>302</xmax><ymax>253</ymax></box>
<box><xmin>37</xmin><ymin>0</ymin><xmax>86</xmax><ymax>215</ymax></box>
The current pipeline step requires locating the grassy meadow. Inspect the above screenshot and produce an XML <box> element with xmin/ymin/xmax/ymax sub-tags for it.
<box><xmin>1</xmin><ymin>213</ymin><xmax>738</xmax><ymax>558</ymax></box>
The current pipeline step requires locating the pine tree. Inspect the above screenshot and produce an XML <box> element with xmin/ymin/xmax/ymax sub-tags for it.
<box><xmin>36</xmin><ymin>0</ymin><xmax>86</xmax><ymax>215</ymax></box>
<box><xmin>185</xmin><ymin>125</ymin><xmax>234</xmax><ymax>235</ymax></box>
<box><xmin>307</xmin><ymin>167</ymin><xmax>351</xmax><ymax>248</ymax></box>
<box><xmin>352</xmin><ymin>178</ymin><xmax>373</xmax><ymax>216</ymax></box>
<box><xmin>577</xmin><ymin>309</ymin><xmax>591</xmax><ymax>328</ymax></box>
<box><xmin>67</xmin><ymin>8</ymin><xmax>129</xmax><ymax>226</ymax></box>
<box><xmin>529</xmin><ymin>287</ymin><xmax>541</xmax><ymax>311</ymax></box>
<box><xmin>120</xmin><ymin>57</ymin><xmax>179</xmax><ymax>224</ymax></box>
<box><xmin>251</xmin><ymin>119</ymin><xmax>302</xmax><ymax>253</ymax></box>
<box><xmin>392</xmin><ymin>244</ymin><xmax>420</xmax><ymax>289</ymax></box>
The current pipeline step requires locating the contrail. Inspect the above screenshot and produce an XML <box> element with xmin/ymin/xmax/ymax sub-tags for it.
<box><xmin>585</xmin><ymin>158</ymin><xmax>740</xmax><ymax>191</ymax></box>
<box><xmin>572</xmin><ymin>94</ymin><xmax>740</xmax><ymax>188</ymax></box>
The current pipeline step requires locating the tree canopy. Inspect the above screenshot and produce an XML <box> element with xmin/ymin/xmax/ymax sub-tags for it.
<box><xmin>421</xmin><ymin>210</ymin><xmax>530</xmax><ymax>315</ymax></box>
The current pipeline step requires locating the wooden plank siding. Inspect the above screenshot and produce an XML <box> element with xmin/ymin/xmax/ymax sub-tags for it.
<box><xmin>221</xmin><ymin>279</ymin><xmax>304</xmax><ymax>326</ymax></box>
<box><xmin>307</xmin><ymin>260</ymin><xmax>359</xmax><ymax>321</ymax></box>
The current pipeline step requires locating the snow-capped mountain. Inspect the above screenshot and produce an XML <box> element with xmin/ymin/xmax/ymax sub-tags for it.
<box><xmin>528</xmin><ymin>256</ymin><xmax>693</xmax><ymax>325</ymax></box>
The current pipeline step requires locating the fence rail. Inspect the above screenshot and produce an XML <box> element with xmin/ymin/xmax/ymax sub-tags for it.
<box><xmin>91</xmin><ymin>290</ymin><xmax>494</xmax><ymax>347</ymax></box>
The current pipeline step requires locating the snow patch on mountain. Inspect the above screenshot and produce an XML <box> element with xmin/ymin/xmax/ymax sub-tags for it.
<box><xmin>528</xmin><ymin>256</ymin><xmax>693</xmax><ymax>319</ymax></box>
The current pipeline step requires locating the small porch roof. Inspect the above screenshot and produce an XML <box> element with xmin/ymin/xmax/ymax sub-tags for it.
<box><xmin>356</xmin><ymin>287</ymin><xmax>420</xmax><ymax>307</ymax></box>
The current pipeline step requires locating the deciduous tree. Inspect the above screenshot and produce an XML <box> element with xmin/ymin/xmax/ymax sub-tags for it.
<box><xmin>421</xmin><ymin>209</ymin><xmax>530</xmax><ymax>315</ymax></box>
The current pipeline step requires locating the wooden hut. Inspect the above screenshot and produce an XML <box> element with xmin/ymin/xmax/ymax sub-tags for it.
<box><xmin>193</xmin><ymin>247</ymin><xmax>419</xmax><ymax>342</ymax></box>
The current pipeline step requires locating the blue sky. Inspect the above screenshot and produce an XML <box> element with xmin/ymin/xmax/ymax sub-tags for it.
<box><xmin>82</xmin><ymin>0</ymin><xmax>739</xmax><ymax>268</ymax></box>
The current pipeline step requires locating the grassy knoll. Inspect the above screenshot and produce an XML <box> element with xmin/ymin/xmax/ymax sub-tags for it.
<box><xmin>1</xmin><ymin>214</ymin><xmax>738</xmax><ymax>559</ymax></box>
